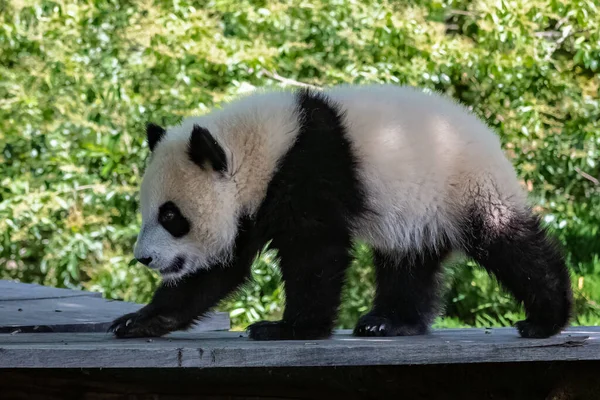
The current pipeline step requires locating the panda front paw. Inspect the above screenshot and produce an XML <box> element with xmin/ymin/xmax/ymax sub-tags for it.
<box><xmin>515</xmin><ymin>319</ymin><xmax>561</xmax><ymax>338</ymax></box>
<box><xmin>109</xmin><ymin>311</ymin><xmax>176</xmax><ymax>338</ymax></box>
<box><xmin>353</xmin><ymin>315</ymin><xmax>427</xmax><ymax>337</ymax></box>
<box><xmin>247</xmin><ymin>320</ymin><xmax>332</xmax><ymax>341</ymax></box>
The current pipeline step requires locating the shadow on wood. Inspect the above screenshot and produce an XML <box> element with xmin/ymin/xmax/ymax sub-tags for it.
<box><xmin>1</xmin><ymin>361</ymin><xmax>599</xmax><ymax>400</ymax></box>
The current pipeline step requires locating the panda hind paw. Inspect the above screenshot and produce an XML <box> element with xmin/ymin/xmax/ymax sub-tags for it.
<box><xmin>247</xmin><ymin>320</ymin><xmax>332</xmax><ymax>341</ymax></box>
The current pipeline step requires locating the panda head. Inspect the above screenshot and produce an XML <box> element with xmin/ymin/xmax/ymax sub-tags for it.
<box><xmin>133</xmin><ymin>121</ymin><xmax>239</xmax><ymax>282</ymax></box>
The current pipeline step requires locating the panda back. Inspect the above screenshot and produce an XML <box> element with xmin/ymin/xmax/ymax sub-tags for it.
<box><xmin>325</xmin><ymin>84</ymin><xmax>526</xmax><ymax>252</ymax></box>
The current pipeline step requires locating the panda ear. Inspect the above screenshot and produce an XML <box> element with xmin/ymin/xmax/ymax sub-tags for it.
<box><xmin>187</xmin><ymin>125</ymin><xmax>228</xmax><ymax>174</ymax></box>
<box><xmin>146</xmin><ymin>122</ymin><xmax>166</xmax><ymax>152</ymax></box>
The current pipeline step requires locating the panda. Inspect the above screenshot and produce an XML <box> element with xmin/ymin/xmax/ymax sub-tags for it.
<box><xmin>109</xmin><ymin>84</ymin><xmax>573</xmax><ymax>341</ymax></box>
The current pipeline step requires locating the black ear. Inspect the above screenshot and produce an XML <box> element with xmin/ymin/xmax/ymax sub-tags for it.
<box><xmin>187</xmin><ymin>125</ymin><xmax>228</xmax><ymax>173</ymax></box>
<box><xmin>146</xmin><ymin>122</ymin><xmax>166</xmax><ymax>152</ymax></box>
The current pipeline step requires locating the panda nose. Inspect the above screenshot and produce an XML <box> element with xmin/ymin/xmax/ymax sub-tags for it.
<box><xmin>137</xmin><ymin>257</ymin><xmax>153</xmax><ymax>266</ymax></box>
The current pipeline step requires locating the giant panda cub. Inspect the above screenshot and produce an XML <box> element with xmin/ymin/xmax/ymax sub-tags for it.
<box><xmin>110</xmin><ymin>84</ymin><xmax>573</xmax><ymax>340</ymax></box>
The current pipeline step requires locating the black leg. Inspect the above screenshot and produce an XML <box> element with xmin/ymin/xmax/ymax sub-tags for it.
<box><xmin>109</xmin><ymin>261</ymin><xmax>251</xmax><ymax>338</ymax></box>
<box><xmin>245</xmin><ymin>88</ymin><xmax>367</xmax><ymax>340</ymax></box>
<box><xmin>247</xmin><ymin>231</ymin><xmax>353</xmax><ymax>341</ymax></box>
<box><xmin>464</xmin><ymin>210</ymin><xmax>573</xmax><ymax>338</ymax></box>
<box><xmin>354</xmin><ymin>247</ymin><xmax>448</xmax><ymax>337</ymax></box>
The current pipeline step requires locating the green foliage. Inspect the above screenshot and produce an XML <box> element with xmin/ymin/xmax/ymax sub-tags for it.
<box><xmin>221</xmin><ymin>244</ymin><xmax>284</xmax><ymax>329</ymax></box>
<box><xmin>1</xmin><ymin>0</ymin><xmax>599</xmax><ymax>329</ymax></box>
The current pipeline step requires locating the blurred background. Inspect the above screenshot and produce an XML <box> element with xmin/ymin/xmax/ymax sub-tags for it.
<box><xmin>1</xmin><ymin>0</ymin><xmax>599</xmax><ymax>331</ymax></box>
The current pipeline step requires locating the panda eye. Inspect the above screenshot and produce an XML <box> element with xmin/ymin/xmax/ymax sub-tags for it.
<box><xmin>160</xmin><ymin>210</ymin><xmax>175</xmax><ymax>223</ymax></box>
<box><xmin>158</xmin><ymin>201</ymin><xmax>190</xmax><ymax>238</ymax></box>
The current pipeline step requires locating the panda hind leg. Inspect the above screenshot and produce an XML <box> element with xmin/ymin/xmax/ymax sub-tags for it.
<box><xmin>464</xmin><ymin>208</ymin><xmax>573</xmax><ymax>338</ymax></box>
<box><xmin>354</xmin><ymin>246</ymin><xmax>449</xmax><ymax>337</ymax></box>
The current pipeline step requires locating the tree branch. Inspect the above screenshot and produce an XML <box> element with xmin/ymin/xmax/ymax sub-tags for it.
<box><xmin>260</xmin><ymin>70</ymin><xmax>322</xmax><ymax>90</ymax></box>
<box><xmin>575</xmin><ymin>167</ymin><xmax>599</xmax><ymax>185</ymax></box>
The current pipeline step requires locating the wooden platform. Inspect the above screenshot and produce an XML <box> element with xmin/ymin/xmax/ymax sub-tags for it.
<box><xmin>0</xmin><ymin>280</ymin><xmax>230</xmax><ymax>334</ymax></box>
<box><xmin>2</xmin><ymin>280</ymin><xmax>600</xmax><ymax>399</ymax></box>
<box><xmin>0</xmin><ymin>327</ymin><xmax>598</xmax><ymax>368</ymax></box>
<box><xmin>2</xmin><ymin>328</ymin><xmax>600</xmax><ymax>399</ymax></box>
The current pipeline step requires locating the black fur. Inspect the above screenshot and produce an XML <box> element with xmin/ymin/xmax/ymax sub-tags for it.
<box><xmin>354</xmin><ymin>207</ymin><xmax>573</xmax><ymax>339</ymax></box>
<box><xmin>246</xmin><ymin>89</ymin><xmax>368</xmax><ymax>340</ymax></box>
<box><xmin>158</xmin><ymin>201</ymin><xmax>190</xmax><ymax>238</ymax></box>
<box><xmin>187</xmin><ymin>125</ymin><xmax>228</xmax><ymax>173</ymax></box>
<box><xmin>462</xmin><ymin>208</ymin><xmax>573</xmax><ymax>338</ymax></box>
<box><xmin>354</xmin><ymin>246</ymin><xmax>450</xmax><ymax>337</ymax></box>
<box><xmin>109</xmin><ymin>260</ymin><xmax>251</xmax><ymax>338</ymax></box>
<box><xmin>146</xmin><ymin>122</ymin><xmax>165</xmax><ymax>152</ymax></box>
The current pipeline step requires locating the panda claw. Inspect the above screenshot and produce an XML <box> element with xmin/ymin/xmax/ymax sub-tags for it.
<box><xmin>109</xmin><ymin>311</ymin><xmax>161</xmax><ymax>339</ymax></box>
<box><xmin>354</xmin><ymin>314</ymin><xmax>427</xmax><ymax>337</ymax></box>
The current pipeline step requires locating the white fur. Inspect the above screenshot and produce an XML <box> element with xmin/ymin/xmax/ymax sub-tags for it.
<box><xmin>325</xmin><ymin>85</ymin><xmax>526</xmax><ymax>252</ymax></box>
<box><xmin>134</xmin><ymin>84</ymin><xmax>527</xmax><ymax>280</ymax></box>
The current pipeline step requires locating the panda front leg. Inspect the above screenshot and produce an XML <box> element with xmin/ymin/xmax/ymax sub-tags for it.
<box><xmin>110</xmin><ymin>261</ymin><xmax>251</xmax><ymax>338</ymax></box>
<box><xmin>247</xmin><ymin>231</ymin><xmax>353</xmax><ymax>341</ymax></box>
<box><xmin>354</xmin><ymin>247</ymin><xmax>449</xmax><ymax>337</ymax></box>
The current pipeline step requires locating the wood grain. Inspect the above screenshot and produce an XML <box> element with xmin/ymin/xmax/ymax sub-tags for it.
<box><xmin>0</xmin><ymin>280</ymin><xmax>102</xmax><ymax>301</ymax></box>
<box><xmin>1</xmin><ymin>327</ymin><xmax>598</xmax><ymax>368</ymax></box>
<box><xmin>0</xmin><ymin>280</ymin><xmax>230</xmax><ymax>334</ymax></box>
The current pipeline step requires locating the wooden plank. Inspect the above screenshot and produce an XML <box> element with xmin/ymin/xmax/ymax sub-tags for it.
<box><xmin>0</xmin><ymin>296</ymin><xmax>230</xmax><ymax>334</ymax></box>
<box><xmin>0</xmin><ymin>280</ymin><xmax>230</xmax><ymax>334</ymax></box>
<box><xmin>0</xmin><ymin>327</ymin><xmax>598</xmax><ymax>368</ymax></box>
<box><xmin>0</xmin><ymin>280</ymin><xmax>102</xmax><ymax>301</ymax></box>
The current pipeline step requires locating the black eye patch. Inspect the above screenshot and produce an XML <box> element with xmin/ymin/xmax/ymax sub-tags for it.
<box><xmin>158</xmin><ymin>201</ymin><xmax>190</xmax><ymax>238</ymax></box>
